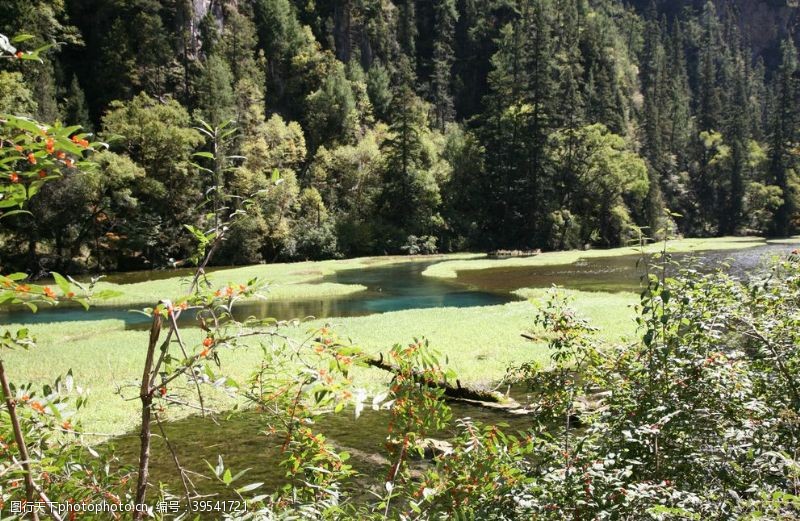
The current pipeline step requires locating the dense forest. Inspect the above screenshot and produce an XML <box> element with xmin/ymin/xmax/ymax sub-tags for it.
<box><xmin>1</xmin><ymin>0</ymin><xmax>799</xmax><ymax>274</ymax></box>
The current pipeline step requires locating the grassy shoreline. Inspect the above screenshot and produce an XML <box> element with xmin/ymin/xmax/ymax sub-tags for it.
<box><xmin>2</xmin><ymin>290</ymin><xmax>637</xmax><ymax>435</ymax></box>
<box><xmin>86</xmin><ymin>253</ymin><xmax>479</xmax><ymax>307</ymax></box>
<box><xmin>3</xmin><ymin>236</ymin><xmax>778</xmax><ymax>435</ymax></box>
<box><xmin>422</xmin><ymin>236</ymin><xmax>768</xmax><ymax>279</ymax></box>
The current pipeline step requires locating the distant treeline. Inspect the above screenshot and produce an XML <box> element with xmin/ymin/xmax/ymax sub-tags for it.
<box><xmin>0</xmin><ymin>0</ymin><xmax>798</xmax><ymax>274</ymax></box>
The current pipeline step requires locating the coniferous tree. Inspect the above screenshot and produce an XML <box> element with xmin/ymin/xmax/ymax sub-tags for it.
<box><xmin>430</xmin><ymin>0</ymin><xmax>457</xmax><ymax>130</ymax></box>
<box><xmin>640</xmin><ymin>12</ymin><xmax>667</xmax><ymax>230</ymax></box>
<box><xmin>767</xmin><ymin>39</ymin><xmax>799</xmax><ymax>236</ymax></box>
<box><xmin>721</xmin><ymin>53</ymin><xmax>751</xmax><ymax>234</ymax></box>
<box><xmin>480</xmin><ymin>20</ymin><xmax>531</xmax><ymax>248</ymax></box>
<box><xmin>378</xmin><ymin>57</ymin><xmax>439</xmax><ymax>246</ymax></box>
<box><xmin>197</xmin><ymin>53</ymin><xmax>236</xmax><ymax>125</ymax></box>
<box><xmin>690</xmin><ymin>1</ymin><xmax>725</xmax><ymax>233</ymax></box>
<box><xmin>220</xmin><ymin>3</ymin><xmax>262</xmax><ymax>85</ymax></box>
<box><xmin>398</xmin><ymin>0</ymin><xmax>417</xmax><ymax>59</ymax></box>
<box><xmin>62</xmin><ymin>74</ymin><xmax>91</xmax><ymax>130</ymax></box>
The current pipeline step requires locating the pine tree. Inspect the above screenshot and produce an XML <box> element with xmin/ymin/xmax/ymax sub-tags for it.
<box><xmin>220</xmin><ymin>3</ymin><xmax>261</xmax><ymax>85</ymax></box>
<box><xmin>62</xmin><ymin>74</ymin><xmax>91</xmax><ymax>130</ymax></box>
<box><xmin>367</xmin><ymin>61</ymin><xmax>393</xmax><ymax>121</ymax></box>
<box><xmin>378</xmin><ymin>57</ymin><xmax>439</xmax><ymax>244</ymax></box>
<box><xmin>478</xmin><ymin>0</ymin><xmax>557</xmax><ymax>248</ymax></box>
<box><xmin>480</xmin><ymin>21</ymin><xmax>530</xmax><ymax>248</ymax></box>
<box><xmin>552</xmin><ymin>0</ymin><xmax>584</xmax><ymax>129</ymax></box>
<box><xmin>197</xmin><ymin>53</ymin><xmax>236</xmax><ymax>125</ymax></box>
<box><xmin>723</xmin><ymin>57</ymin><xmax>750</xmax><ymax>234</ymax></box>
<box><xmin>640</xmin><ymin>13</ymin><xmax>667</xmax><ymax>230</ymax></box>
<box><xmin>397</xmin><ymin>0</ymin><xmax>417</xmax><ymax>58</ymax></box>
<box><xmin>690</xmin><ymin>1</ymin><xmax>726</xmax><ymax>233</ymax></box>
<box><xmin>697</xmin><ymin>2</ymin><xmax>723</xmax><ymax>133</ymax></box>
<box><xmin>767</xmin><ymin>39</ymin><xmax>799</xmax><ymax>236</ymax></box>
<box><xmin>430</xmin><ymin>0</ymin><xmax>457</xmax><ymax>129</ymax></box>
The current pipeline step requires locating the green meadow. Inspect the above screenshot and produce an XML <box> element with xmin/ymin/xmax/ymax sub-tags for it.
<box><xmin>2</xmin><ymin>236</ymin><xmax>772</xmax><ymax>435</ymax></box>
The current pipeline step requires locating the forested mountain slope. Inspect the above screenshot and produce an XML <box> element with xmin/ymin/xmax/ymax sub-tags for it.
<box><xmin>0</xmin><ymin>0</ymin><xmax>798</xmax><ymax>273</ymax></box>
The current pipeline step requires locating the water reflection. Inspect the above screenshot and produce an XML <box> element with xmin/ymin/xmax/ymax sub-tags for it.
<box><xmin>0</xmin><ymin>260</ymin><xmax>516</xmax><ymax>326</ymax></box>
<box><xmin>1</xmin><ymin>244</ymin><xmax>793</xmax><ymax>326</ymax></box>
<box><xmin>456</xmin><ymin>244</ymin><xmax>794</xmax><ymax>294</ymax></box>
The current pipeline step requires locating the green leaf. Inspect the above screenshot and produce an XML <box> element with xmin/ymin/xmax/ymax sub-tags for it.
<box><xmin>52</xmin><ymin>272</ymin><xmax>71</xmax><ymax>295</ymax></box>
<box><xmin>235</xmin><ymin>482</ymin><xmax>263</xmax><ymax>494</ymax></box>
<box><xmin>0</xmin><ymin>209</ymin><xmax>31</xmax><ymax>219</ymax></box>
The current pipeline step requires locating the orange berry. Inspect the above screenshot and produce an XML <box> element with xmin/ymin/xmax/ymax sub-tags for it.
<box><xmin>45</xmin><ymin>139</ymin><xmax>54</xmax><ymax>154</ymax></box>
<box><xmin>14</xmin><ymin>51</ymin><xmax>23</xmax><ymax>59</ymax></box>
<box><xmin>30</xmin><ymin>401</ymin><xmax>45</xmax><ymax>414</ymax></box>
<box><xmin>202</xmin><ymin>337</ymin><xmax>213</xmax><ymax>348</ymax></box>
<box><xmin>66</xmin><ymin>291</ymin><xmax>75</xmax><ymax>298</ymax></box>
<box><xmin>9</xmin><ymin>172</ymin><xmax>19</xmax><ymax>183</ymax></box>
<box><xmin>27</xmin><ymin>153</ymin><xmax>36</xmax><ymax>164</ymax></box>
<box><xmin>38</xmin><ymin>170</ymin><xmax>47</xmax><ymax>178</ymax></box>
<box><xmin>43</xmin><ymin>286</ymin><xmax>56</xmax><ymax>298</ymax></box>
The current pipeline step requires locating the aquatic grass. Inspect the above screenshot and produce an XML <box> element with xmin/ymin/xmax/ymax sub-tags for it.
<box><xmin>1</xmin><ymin>289</ymin><xmax>636</xmax><ymax>435</ymax></box>
<box><xmin>316</xmin><ymin>292</ymin><xmax>637</xmax><ymax>387</ymax></box>
<box><xmin>422</xmin><ymin>236</ymin><xmax>768</xmax><ymax>279</ymax></box>
<box><xmin>767</xmin><ymin>235</ymin><xmax>800</xmax><ymax>245</ymax></box>
<box><xmin>86</xmin><ymin>253</ymin><xmax>478</xmax><ymax>307</ymax></box>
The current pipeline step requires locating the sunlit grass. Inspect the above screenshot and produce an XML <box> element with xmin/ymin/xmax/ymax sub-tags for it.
<box><xmin>88</xmin><ymin>253</ymin><xmax>479</xmax><ymax>307</ymax></box>
<box><xmin>2</xmin><ymin>288</ymin><xmax>637</xmax><ymax>436</ymax></box>
<box><xmin>422</xmin><ymin>236</ymin><xmax>768</xmax><ymax>279</ymax></box>
<box><xmin>767</xmin><ymin>236</ymin><xmax>800</xmax><ymax>245</ymax></box>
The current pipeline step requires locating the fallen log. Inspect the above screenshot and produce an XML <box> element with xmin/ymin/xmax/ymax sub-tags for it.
<box><xmin>360</xmin><ymin>353</ymin><xmax>610</xmax><ymax>421</ymax></box>
<box><xmin>362</xmin><ymin>353</ymin><xmax>509</xmax><ymax>404</ymax></box>
<box><xmin>487</xmin><ymin>249</ymin><xmax>541</xmax><ymax>259</ymax></box>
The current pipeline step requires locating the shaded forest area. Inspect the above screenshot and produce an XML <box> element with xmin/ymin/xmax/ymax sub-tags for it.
<box><xmin>0</xmin><ymin>0</ymin><xmax>799</xmax><ymax>274</ymax></box>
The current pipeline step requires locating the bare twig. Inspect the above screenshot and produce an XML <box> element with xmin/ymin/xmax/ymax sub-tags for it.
<box><xmin>155</xmin><ymin>412</ymin><xmax>194</xmax><ymax>511</ymax></box>
<box><xmin>0</xmin><ymin>359</ymin><xmax>40</xmax><ymax>521</ymax></box>
<box><xmin>169</xmin><ymin>310</ymin><xmax>206</xmax><ymax>416</ymax></box>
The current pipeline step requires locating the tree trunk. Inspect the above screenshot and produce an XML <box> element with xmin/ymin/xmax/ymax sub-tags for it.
<box><xmin>363</xmin><ymin>354</ymin><xmax>507</xmax><ymax>403</ymax></box>
<box><xmin>0</xmin><ymin>360</ymin><xmax>40</xmax><ymax>521</ymax></box>
<box><xmin>133</xmin><ymin>312</ymin><xmax>162</xmax><ymax>519</ymax></box>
